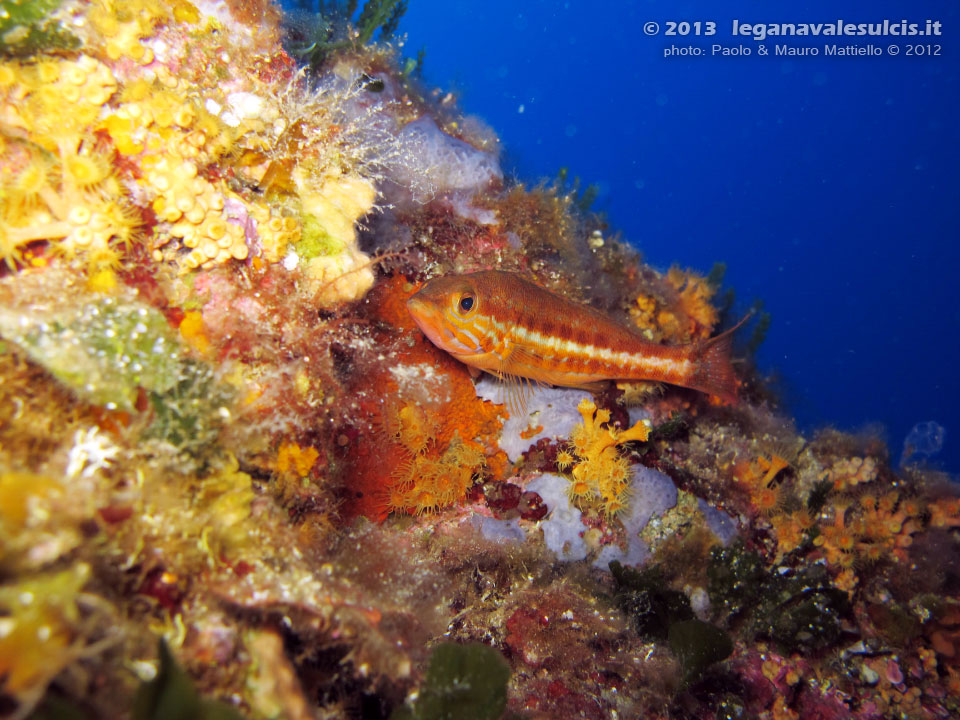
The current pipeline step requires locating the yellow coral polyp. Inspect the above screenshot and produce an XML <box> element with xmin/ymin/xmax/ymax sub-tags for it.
<box><xmin>101</xmin><ymin>113</ymin><xmax>143</xmax><ymax>156</ymax></box>
<box><xmin>249</xmin><ymin>207</ymin><xmax>300</xmax><ymax>264</ymax></box>
<box><xmin>666</xmin><ymin>266</ymin><xmax>719</xmax><ymax>336</ymax></box>
<box><xmin>1</xmin><ymin>56</ymin><xmax>116</xmax><ymax>146</ymax></box>
<box><xmin>390</xmin><ymin>404</ymin><xmax>437</xmax><ymax>456</ymax></box>
<box><xmin>827</xmin><ymin>456</ymin><xmax>878</xmax><ymax>491</ymax></box>
<box><xmin>387</xmin><ymin>434</ymin><xmax>484</xmax><ymax>516</ymax></box>
<box><xmin>62</xmin><ymin>149</ymin><xmax>113</xmax><ymax>192</ymax></box>
<box><xmin>146</xmin><ymin>156</ymin><xmax>250</xmax><ymax>270</ymax></box>
<box><xmin>562</xmin><ymin>399</ymin><xmax>651</xmax><ymax>517</ymax></box>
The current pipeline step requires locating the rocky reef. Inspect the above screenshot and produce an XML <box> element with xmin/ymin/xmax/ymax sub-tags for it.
<box><xmin>1</xmin><ymin>2</ymin><xmax>958</xmax><ymax>719</ymax></box>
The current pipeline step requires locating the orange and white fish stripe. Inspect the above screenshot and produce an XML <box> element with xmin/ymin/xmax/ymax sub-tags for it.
<box><xmin>407</xmin><ymin>270</ymin><xmax>741</xmax><ymax>405</ymax></box>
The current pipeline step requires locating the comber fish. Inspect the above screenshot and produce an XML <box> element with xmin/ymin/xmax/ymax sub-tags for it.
<box><xmin>406</xmin><ymin>270</ymin><xmax>744</xmax><ymax>406</ymax></box>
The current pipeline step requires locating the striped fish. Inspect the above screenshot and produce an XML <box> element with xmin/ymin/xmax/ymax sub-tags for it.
<box><xmin>406</xmin><ymin>270</ymin><xmax>743</xmax><ymax>408</ymax></box>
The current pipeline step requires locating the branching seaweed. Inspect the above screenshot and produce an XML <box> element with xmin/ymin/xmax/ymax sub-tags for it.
<box><xmin>284</xmin><ymin>0</ymin><xmax>411</xmax><ymax>71</ymax></box>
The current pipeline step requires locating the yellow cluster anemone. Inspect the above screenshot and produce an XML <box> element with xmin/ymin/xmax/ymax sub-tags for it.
<box><xmin>0</xmin><ymin>141</ymin><xmax>137</xmax><ymax>272</ymax></box>
<box><xmin>666</xmin><ymin>266</ymin><xmax>719</xmax><ymax>334</ymax></box>
<box><xmin>145</xmin><ymin>155</ymin><xmax>250</xmax><ymax>270</ymax></box>
<box><xmin>770</xmin><ymin>509</ymin><xmax>816</xmax><ymax>560</ymax></box>
<box><xmin>825</xmin><ymin>455</ymin><xmax>878</xmax><ymax>491</ymax></box>
<box><xmin>0</xmin><ymin>56</ymin><xmax>137</xmax><ymax>272</ymax></box>
<box><xmin>388</xmin><ymin>434</ymin><xmax>485</xmax><ymax>515</ymax></box>
<box><xmin>733</xmin><ymin>454</ymin><xmax>790</xmax><ymax>516</ymax></box>
<box><xmin>563</xmin><ymin>399</ymin><xmax>651</xmax><ymax>517</ymax></box>
<box><xmin>0</xmin><ymin>55</ymin><xmax>117</xmax><ymax>144</ymax></box>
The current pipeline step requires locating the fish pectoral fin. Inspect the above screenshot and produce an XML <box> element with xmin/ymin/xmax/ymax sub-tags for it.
<box><xmin>497</xmin><ymin>340</ymin><xmax>545</xmax><ymax>370</ymax></box>
<box><xmin>494</xmin><ymin>365</ymin><xmax>535</xmax><ymax>417</ymax></box>
<box><xmin>467</xmin><ymin>365</ymin><xmax>483</xmax><ymax>379</ymax></box>
<box><xmin>496</xmin><ymin>344</ymin><xmax>550</xmax><ymax>415</ymax></box>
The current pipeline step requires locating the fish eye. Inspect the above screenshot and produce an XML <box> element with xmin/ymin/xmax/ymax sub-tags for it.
<box><xmin>458</xmin><ymin>294</ymin><xmax>475</xmax><ymax>313</ymax></box>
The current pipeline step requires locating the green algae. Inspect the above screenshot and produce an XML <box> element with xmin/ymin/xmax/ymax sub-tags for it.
<box><xmin>29</xmin><ymin>694</ymin><xmax>91</xmax><ymax>720</ymax></box>
<box><xmin>609</xmin><ymin>561</ymin><xmax>693</xmax><ymax>640</ymax></box>
<box><xmin>610</xmin><ymin>562</ymin><xmax>734</xmax><ymax>687</ymax></box>
<box><xmin>285</xmin><ymin>0</ymin><xmax>409</xmax><ymax>71</ymax></box>
<box><xmin>0</xmin><ymin>297</ymin><xmax>182</xmax><ymax>412</ymax></box>
<box><xmin>0</xmin><ymin>0</ymin><xmax>79</xmax><ymax>57</ymax></box>
<box><xmin>391</xmin><ymin>642</ymin><xmax>510</xmax><ymax>720</ymax></box>
<box><xmin>133</xmin><ymin>640</ymin><xmax>244</xmax><ymax>720</ymax></box>
<box><xmin>0</xmin><ymin>295</ymin><xmax>233</xmax><ymax>468</ymax></box>
<box><xmin>667</xmin><ymin>619</ymin><xmax>733</xmax><ymax>686</ymax></box>
<box><xmin>706</xmin><ymin>542</ymin><xmax>766</xmax><ymax>619</ymax></box>
<box><xmin>708</xmin><ymin>541</ymin><xmax>850</xmax><ymax>653</ymax></box>
<box><xmin>141</xmin><ymin>357</ymin><xmax>233</xmax><ymax>469</ymax></box>
<box><xmin>296</xmin><ymin>213</ymin><xmax>346</xmax><ymax>258</ymax></box>
<box><xmin>649</xmin><ymin>412</ymin><xmax>690</xmax><ymax>442</ymax></box>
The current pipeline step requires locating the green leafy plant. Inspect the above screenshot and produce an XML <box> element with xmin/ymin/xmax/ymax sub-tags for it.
<box><xmin>391</xmin><ymin>642</ymin><xmax>510</xmax><ymax>720</ymax></box>
<box><xmin>668</xmin><ymin>619</ymin><xmax>733</xmax><ymax>686</ymax></box>
<box><xmin>0</xmin><ymin>0</ymin><xmax>79</xmax><ymax>57</ymax></box>
<box><xmin>133</xmin><ymin>639</ymin><xmax>245</xmax><ymax>720</ymax></box>
<box><xmin>285</xmin><ymin>0</ymin><xmax>411</xmax><ymax>71</ymax></box>
<box><xmin>708</xmin><ymin>541</ymin><xmax>851</xmax><ymax>653</ymax></box>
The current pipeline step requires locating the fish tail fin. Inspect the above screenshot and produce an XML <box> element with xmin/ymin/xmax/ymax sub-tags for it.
<box><xmin>688</xmin><ymin>314</ymin><xmax>751</xmax><ymax>404</ymax></box>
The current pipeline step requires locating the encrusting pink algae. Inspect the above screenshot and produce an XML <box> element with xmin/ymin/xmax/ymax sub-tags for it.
<box><xmin>0</xmin><ymin>2</ymin><xmax>958</xmax><ymax>719</ymax></box>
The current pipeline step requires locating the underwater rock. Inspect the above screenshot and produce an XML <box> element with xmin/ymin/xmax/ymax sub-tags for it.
<box><xmin>697</xmin><ymin>498</ymin><xmax>739</xmax><ymax>545</ymax></box>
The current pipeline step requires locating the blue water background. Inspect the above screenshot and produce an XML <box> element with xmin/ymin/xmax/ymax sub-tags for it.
<box><xmin>394</xmin><ymin>0</ymin><xmax>959</xmax><ymax>473</ymax></box>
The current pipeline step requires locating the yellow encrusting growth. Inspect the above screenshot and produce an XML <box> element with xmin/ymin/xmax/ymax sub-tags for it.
<box><xmin>146</xmin><ymin>155</ymin><xmax>250</xmax><ymax>271</ymax></box>
<box><xmin>277</xmin><ymin>442</ymin><xmax>320</xmax><ymax>478</ymax></box>
<box><xmin>179</xmin><ymin>310</ymin><xmax>212</xmax><ymax>354</ymax></box>
<box><xmin>0</xmin><ymin>564</ymin><xmax>92</xmax><ymax>695</ymax></box>
<box><xmin>295</xmin><ymin>168</ymin><xmax>379</xmax><ymax>306</ymax></box>
<box><xmin>565</xmin><ymin>399</ymin><xmax>651</xmax><ymax>517</ymax></box>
